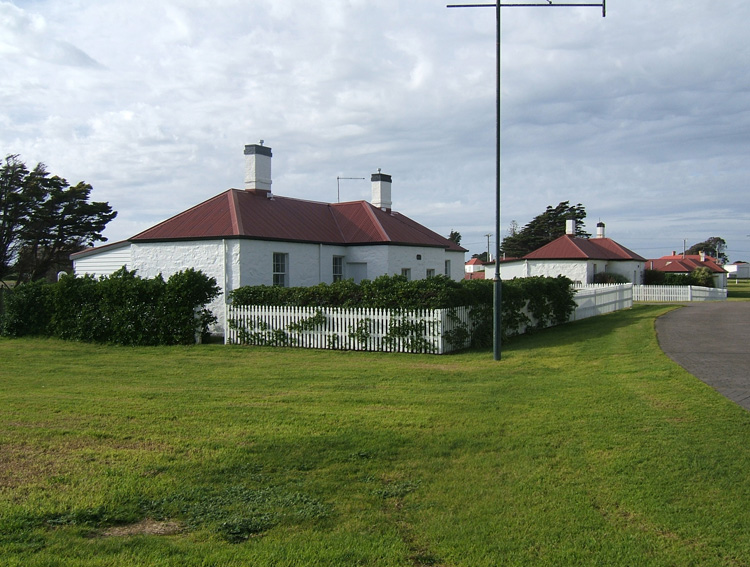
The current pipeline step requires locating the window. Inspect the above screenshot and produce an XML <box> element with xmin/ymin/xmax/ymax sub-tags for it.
<box><xmin>332</xmin><ymin>256</ymin><xmax>344</xmax><ymax>282</ymax></box>
<box><xmin>426</xmin><ymin>269</ymin><xmax>436</xmax><ymax>278</ymax></box>
<box><xmin>444</xmin><ymin>260</ymin><xmax>451</xmax><ymax>277</ymax></box>
<box><xmin>401</xmin><ymin>268</ymin><xmax>411</xmax><ymax>280</ymax></box>
<box><xmin>273</xmin><ymin>253</ymin><xmax>288</xmax><ymax>287</ymax></box>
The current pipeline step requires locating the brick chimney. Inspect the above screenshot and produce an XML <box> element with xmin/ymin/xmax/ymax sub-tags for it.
<box><xmin>371</xmin><ymin>169</ymin><xmax>392</xmax><ymax>212</ymax></box>
<box><xmin>244</xmin><ymin>142</ymin><xmax>272</xmax><ymax>193</ymax></box>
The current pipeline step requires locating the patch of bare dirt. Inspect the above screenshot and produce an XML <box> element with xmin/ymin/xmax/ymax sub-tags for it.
<box><xmin>101</xmin><ymin>519</ymin><xmax>183</xmax><ymax>537</ymax></box>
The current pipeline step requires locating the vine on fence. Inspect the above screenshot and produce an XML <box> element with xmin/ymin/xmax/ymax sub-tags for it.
<box><xmin>347</xmin><ymin>318</ymin><xmax>372</xmax><ymax>346</ymax></box>
<box><xmin>229</xmin><ymin>309</ymin><xmax>439</xmax><ymax>353</ymax></box>
<box><xmin>228</xmin><ymin>275</ymin><xmax>576</xmax><ymax>352</ymax></box>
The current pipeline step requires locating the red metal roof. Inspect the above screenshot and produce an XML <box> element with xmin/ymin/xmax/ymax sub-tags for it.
<box><xmin>130</xmin><ymin>189</ymin><xmax>465</xmax><ymax>251</ymax></box>
<box><xmin>647</xmin><ymin>255</ymin><xmax>726</xmax><ymax>274</ymax></box>
<box><xmin>464</xmin><ymin>272</ymin><xmax>486</xmax><ymax>280</ymax></box>
<box><xmin>523</xmin><ymin>235</ymin><xmax>646</xmax><ymax>262</ymax></box>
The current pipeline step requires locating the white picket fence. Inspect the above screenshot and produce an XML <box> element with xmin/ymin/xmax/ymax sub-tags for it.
<box><xmin>632</xmin><ymin>285</ymin><xmax>727</xmax><ymax>302</ymax></box>
<box><xmin>224</xmin><ymin>283</ymin><xmax>726</xmax><ymax>354</ymax></box>
<box><xmin>571</xmin><ymin>284</ymin><xmax>633</xmax><ymax>320</ymax></box>
<box><xmin>225</xmin><ymin>304</ymin><xmax>475</xmax><ymax>354</ymax></box>
<box><xmin>225</xmin><ymin>288</ymin><xmax>632</xmax><ymax>354</ymax></box>
<box><xmin>575</xmin><ymin>283</ymin><xmax>727</xmax><ymax>305</ymax></box>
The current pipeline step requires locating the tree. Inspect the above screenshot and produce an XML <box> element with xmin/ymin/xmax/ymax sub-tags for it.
<box><xmin>500</xmin><ymin>201</ymin><xmax>589</xmax><ymax>258</ymax></box>
<box><xmin>686</xmin><ymin>237</ymin><xmax>728</xmax><ymax>264</ymax></box>
<box><xmin>448</xmin><ymin>230</ymin><xmax>462</xmax><ymax>246</ymax></box>
<box><xmin>472</xmin><ymin>251</ymin><xmax>489</xmax><ymax>262</ymax></box>
<box><xmin>0</xmin><ymin>155</ymin><xmax>116</xmax><ymax>283</ymax></box>
<box><xmin>1</xmin><ymin>156</ymin><xmax>45</xmax><ymax>282</ymax></box>
<box><xmin>690</xmin><ymin>266</ymin><xmax>714</xmax><ymax>288</ymax></box>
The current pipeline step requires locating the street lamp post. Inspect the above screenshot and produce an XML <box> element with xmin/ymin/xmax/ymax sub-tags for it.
<box><xmin>447</xmin><ymin>1</ymin><xmax>605</xmax><ymax>361</ymax></box>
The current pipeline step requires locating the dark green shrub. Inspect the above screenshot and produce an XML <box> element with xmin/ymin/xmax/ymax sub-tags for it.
<box><xmin>0</xmin><ymin>268</ymin><xmax>220</xmax><ymax>345</ymax></box>
<box><xmin>690</xmin><ymin>267</ymin><xmax>714</xmax><ymax>288</ymax></box>
<box><xmin>0</xmin><ymin>279</ymin><xmax>54</xmax><ymax>337</ymax></box>
<box><xmin>229</xmin><ymin>274</ymin><xmax>576</xmax><ymax>349</ymax></box>
<box><xmin>645</xmin><ymin>268</ymin><xmax>714</xmax><ymax>288</ymax></box>
<box><xmin>593</xmin><ymin>272</ymin><xmax>630</xmax><ymax>284</ymax></box>
<box><xmin>643</xmin><ymin>269</ymin><xmax>665</xmax><ymax>285</ymax></box>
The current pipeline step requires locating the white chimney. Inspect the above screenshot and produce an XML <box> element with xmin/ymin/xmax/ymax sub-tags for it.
<box><xmin>565</xmin><ymin>218</ymin><xmax>576</xmax><ymax>235</ymax></box>
<box><xmin>596</xmin><ymin>221</ymin><xmax>606</xmax><ymax>239</ymax></box>
<box><xmin>244</xmin><ymin>142</ymin><xmax>272</xmax><ymax>193</ymax></box>
<box><xmin>371</xmin><ymin>170</ymin><xmax>392</xmax><ymax>212</ymax></box>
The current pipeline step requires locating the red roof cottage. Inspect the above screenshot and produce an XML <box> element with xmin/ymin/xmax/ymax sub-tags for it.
<box><xmin>647</xmin><ymin>252</ymin><xmax>728</xmax><ymax>288</ymax></box>
<box><xmin>72</xmin><ymin>143</ymin><xmax>466</xmax><ymax>333</ymax></box>
<box><xmin>484</xmin><ymin>220</ymin><xmax>646</xmax><ymax>284</ymax></box>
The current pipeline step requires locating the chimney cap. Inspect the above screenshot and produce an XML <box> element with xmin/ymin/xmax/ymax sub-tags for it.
<box><xmin>371</xmin><ymin>172</ymin><xmax>392</xmax><ymax>183</ymax></box>
<box><xmin>244</xmin><ymin>143</ymin><xmax>272</xmax><ymax>157</ymax></box>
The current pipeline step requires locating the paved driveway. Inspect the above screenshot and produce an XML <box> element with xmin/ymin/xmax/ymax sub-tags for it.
<box><xmin>655</xmin><ymin>302</ymin><xmax>750</xmax><ymax>411</ymax></box>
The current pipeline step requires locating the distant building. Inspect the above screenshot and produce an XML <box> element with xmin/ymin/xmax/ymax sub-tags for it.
<box><xmin>724</xmin><ymin>261</ymin><xmax>750</xmax><ymax>280</ymax></box>
<box><xmin>646</xmin><ymin>252</ymin><xmax>728</xmax><ymax>288</ymax></box>
<box><xmin>464</xmin><ymin>257</ymin><xmax>486</xmax><ymax>280</ymax></box>
<box><xmin>483</xmin><ymin>221</ymin><xmax>646</xmax><ymax>284</ymax></box>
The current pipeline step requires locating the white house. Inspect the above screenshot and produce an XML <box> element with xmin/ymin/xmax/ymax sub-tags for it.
<box><xmin>724</xmin><ymin>261</ymin><xmax>750</xmax><ymax>280</ymax></box>
<box><xmin>72</xmin><ymin>143</ymin><xmax>466</xmax><ymax>332</ymax></box>
<box><xmin>484</xmin><ymin>221</ymin><xmax>646</xmax><ymax>284</ymax></box>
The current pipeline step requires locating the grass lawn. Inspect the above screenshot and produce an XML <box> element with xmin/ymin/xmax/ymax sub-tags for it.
<box><xmin>728</xmin><ymin>278</ymin><xmax>750</xmax><ymax>300</ymax></box>
<box><xmin>2</xmin><ymin>304</ymin><xmax>750</xmax><ymax>566</ymax></box>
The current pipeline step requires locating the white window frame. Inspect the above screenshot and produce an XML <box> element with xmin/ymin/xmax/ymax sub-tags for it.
<box><xmin>332</xmin><ymin>256</ymin><xmax>344</xmax><ymax>282</ymax></box>
<box><xmin>273</xmin><ymin>252</ymin><xmax>288</xmax><ymax>287</ymax></box>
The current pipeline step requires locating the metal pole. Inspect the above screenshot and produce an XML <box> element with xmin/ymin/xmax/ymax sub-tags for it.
<box><xmin>493</xmin><ymin>3</ymin><xmax>502</xmax><ymax>360</ymax></box>
<box><xmin>447</xmin><ymin>0</ymin><xmax>605</xmax><ymax>360</ymax></box>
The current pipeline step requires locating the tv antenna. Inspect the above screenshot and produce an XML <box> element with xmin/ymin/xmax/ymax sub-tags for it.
<box><xmin>336</xmin><ymin>176</ymin><xmax>366</xmax><ymax>203</ymax></box>
<box><xmin>447</xmin><ymin>0</ymin><xmax>605</xmax><ymax>361</ymax></box>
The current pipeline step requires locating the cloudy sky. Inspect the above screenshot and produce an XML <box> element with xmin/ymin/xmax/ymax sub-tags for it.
<box><xmin>2</xmin><ymin>0</ymin><xmax>749</xmax><ymax>261</ymax></box>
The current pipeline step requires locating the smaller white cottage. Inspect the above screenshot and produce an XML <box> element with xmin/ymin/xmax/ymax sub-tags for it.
<box><xmin>73</xmin><ymin>143</ymin><xmax>466</xmax><ymax>332</ymax></box>
<box><xmin>485</xmin><ymin>220</ymin><xmax>646</xmax><ymax>284</ymax></box>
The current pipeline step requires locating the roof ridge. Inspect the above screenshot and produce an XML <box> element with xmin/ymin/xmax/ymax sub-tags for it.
<box><xmin>360</xmin><ymin>202</ymin><xmax>391</xmax><ymax>242</ymax></box>
<box><xmin>327</xmin><ymin>201</ymin><xmax>347</xmax><ymax>242</ymax></box>
<box><xmin>229</xmin><ymin>189</ymin><xmax>244</xmax><ymax>235</ymax></box>
<box><xmin>567</xmin><ymin>234</ymin><xmax>590</xmax><ymax>255</ymax></box>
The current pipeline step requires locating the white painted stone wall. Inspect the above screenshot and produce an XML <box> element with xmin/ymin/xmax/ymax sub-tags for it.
<box><xmin>605</xmin><ymin>261</ymin><xmax>644</xmax><ymax>284</ymax></box>
<box><xmin>237</xmin><ymin>240</ymin><xmax>349</xmax><ymax>287</ymax></box>
<box><xmin>496</xmin><ymin>259</ymin><xmax>643</xmax><ymax>285</ymax></box>
<box><xmin>130</xmin><ymin>240</ymin><xmax>230</xmax><ymax>334</ymax></box>
<box><xmin>446</xmin><ymin>250</ymin><xmax>465</xmax><ymax>280</ymax></box>
<box><xmin>75</xmin><ymin>238</ymin><xmax>466</xmax><ymax>336</ymax></box>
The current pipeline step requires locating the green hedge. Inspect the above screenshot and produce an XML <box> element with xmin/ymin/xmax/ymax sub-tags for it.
<box><xmin>229</xmin><ymin>275</ymin><xmax>576</xmax><ymax>348</ymax></box>
<box><xmin>644</xmin><ymin>268</ymin><xmax>715</xmax><ymax>287</ymax></box>
<box><xmin>0</xmin><ymin>268</ymin><xmax>220</xmax><ymax>345</ymax></box>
